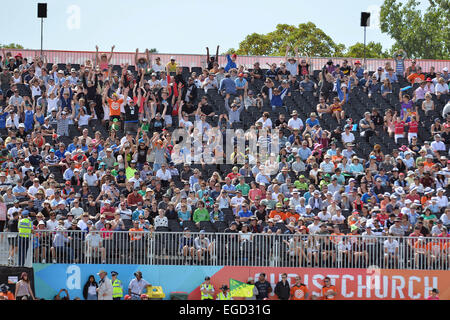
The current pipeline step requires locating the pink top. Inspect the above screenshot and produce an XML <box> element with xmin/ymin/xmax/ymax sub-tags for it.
<box><xmin>0</xmin><ymin>202</ymin><xmax>6</xmax><ymax>221</ymax></box>
<box><xmin>99</xmin><ymin>61</ymin><xmax>109</xmax><ymax>71</ymax></box>
<box><xmin>427</xmin><ymin>296</ymin><xmax>439</xmax><ymax>300</ymax></box>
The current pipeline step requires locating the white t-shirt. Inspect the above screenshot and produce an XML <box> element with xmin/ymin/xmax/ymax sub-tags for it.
<box><xmin>331</xmin><ymin>214</ymin><xmax>345</xmax><ymax>224</ymax></box>
<box><xmin>156</xmin><ymin>169</ymin><xmax>172</xmax><ymax>181</ymax></box>
<box><xmin>70</xmin><ymin>207</ymin><xmax>84</xmax><ymax>219</ymax></box>
<box><xmin>86</xmin><ymin>233</ymin><xmax>102</xmax><ymax>248</ymax></box>
<box><xmin>46</xmin><ymin>219</ymin><xmax>59</xmax><ymax>231</ymax></box>
<box><xmin>83</xmin><ymin>173</ymin><xmax>98</xmax><ymax>186</ymax></box>
<box><xmin>230</xmin><ymin>196</ymin><xmax>245</xmax><ymax>207</ymax></box>
<box><xmin>28</xmin><ymin>185</ymin><xmax>41</xmax><ymax>197</ymax></box>
<box><xmin>384</xmin><ymin>239</ymin><xmax>399</xmax><ymax>254</ymax></box>
<box><xmin>341</xmin><ymin>132</ymin><xmax>355</xmax><ymax>144</ymax></box>
<box><xmin>308</xmin><ymin>223</ymin><xmax>321</xmax><ymax>234</ymax></box>
<box><xmin>317</xmin><ymin>211</ymin><xmax>331</xmax><ymax>222</ymax></box>
<box><xmin>78</xmin><ymin>114</ymin><xmax>91</xmax><ymax>126</ymax></box>
<box><xmin>152</xmin><ymin>63</ymin><xmax>165</xmax><ymax>72</ymax></box>
<box><xmin>256</xmin><ymin>117</ymin><xmax>272</xmax><ymax>128</ymax></box>
<box><xmin>47</xmin><ymin>97</ymin><xmax>59</xmax><ymax>115</ymax></box>
<box><xmin>288</xmin><ymin>117</ymin><xmax>304</xmax><ymax>130</ymax></box>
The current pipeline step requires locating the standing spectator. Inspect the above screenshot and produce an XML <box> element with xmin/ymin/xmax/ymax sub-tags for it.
<box><xmin>393</xmin><ymin>49</ymin><xmax>407</xmax><ymax>77</ymax></box>
<box><xmin>128</xmin><ymin>271</ymin><xmax>151</xmax><ymax>300</ymax></box>
<box><xmin>97</xmin><ymin>270</ymin><xmax>113</xmax><ymax>300</ymax></box>
<box><xmin>274</xmin><ymin>273</ymin><xmax>290</xmax><ymax>300</ymax></box>
<box><xmin>82</xmin><ymin>275</ymin><xmax>98</xmax><ymax>300</ymax></box>
<box><xmin>321</xmin><ymin>276</ymin><xmax>337</xmax><ymax>300</ymax></box>
<box><xmin>14</xmin><ymin>272</ymin><xmax>36</xmax><ymax>300</ymax></box>
<box><xmin>254</xmin><ymin>272</ymin><xmax>272</xmax><ymax>300</ymax></box>
<box><xmin>290</xmin><ymin>276</ymin><xmax>309</xmax><ymax>300</ymax></box>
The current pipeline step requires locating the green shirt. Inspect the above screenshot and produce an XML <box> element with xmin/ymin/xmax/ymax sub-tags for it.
<box><xmin>421</xmin><ymin>214</ymin><xmax>437</xmax><ymax>221</ymax></box>
<box><xmin>294</xmin><ymin>180</ymin><xmax>309</xmax><ymax>191</ymax></box>
<box><xmin>138</xmin><ymin>190</ymin><xmax>146</xmax><ymax>197</ymax></box>
<box><xmin>235</xmin><ymin>183</ymin><xmax>250</xmax><ymax>196</ymax></box>
<box><xmin>110</xmin><ymin>123</ymin><xmax>120</xmax><ymax>131</ymax></box>
<box><xmin>126</xmin><ymin>167</ymin><xmax>137</xmax><ymax>180</ymax></box>
<box><xmin>141</xmin><ymin>123</ymin><xmax>150</xmax><ymax>132</ymax></box>
<box><xmin>193</xmin><ymin>208</ymin><xmax>210</xmax><ymax>223</ymax></box>
<box><xmin>261</xmin><ymin>199</ymin><xmax>277</xmax><ymax>210</ymax></box>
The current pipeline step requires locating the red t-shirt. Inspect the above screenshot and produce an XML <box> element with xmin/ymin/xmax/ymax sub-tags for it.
<box><xmin>100</xmin><ymin>206</ymin><xmax>116</xmax><ymax>219</ymax></box>
<box><xmin>394</xmin><ymin>121</ymin><xmax>405</xmax><ymax>134</ymax></box>
<box><xmin>408</xmin><ymin>121</ymin><xmax>418</xmax><ymax>133</ymax></box>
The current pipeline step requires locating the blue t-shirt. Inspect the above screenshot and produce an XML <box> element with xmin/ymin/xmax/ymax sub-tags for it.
<box><xmin>0</xmin><ymin>112</ymin><xmax>8</xmax><ymax>129</ymax></box>
<box><xmin>238</xmin><ymin>210</ymin><xmax>253</xmax><ymax>218</ymax></box>
<box><xmin>305</xmin><ymin>118</ymin><xmax>320</xmax><ymax>127</ymax></box>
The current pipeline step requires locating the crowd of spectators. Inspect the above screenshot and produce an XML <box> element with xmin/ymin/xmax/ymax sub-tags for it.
<box><xmin>0</xmin><ymin>46</ymin><xmax>448</xmax><ymax>268</ymax></box>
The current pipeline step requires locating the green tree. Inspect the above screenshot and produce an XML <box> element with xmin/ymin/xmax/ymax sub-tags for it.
<box><xmin>232</xmin><ymin>22</ymin><xmax>346</xmax><ymax>57</ymax></box>
<box><xmin>0</xmin><ymin>43</ymin><xmax>24</xmax><ymax>49</ymax></box>
<box><xmin>380</xmin><ymin>0</ymin><xmax>450</xmax><ymax>59</ymax></box>
<box><xmin>344</xmin><ymin>42</ymin><xmax>390</xmax><ymax>59</ymax></box>
<box><xmin>148</xmin><ymin>48</ymin><xmax>158</xmax><ymax>53</ymax></box>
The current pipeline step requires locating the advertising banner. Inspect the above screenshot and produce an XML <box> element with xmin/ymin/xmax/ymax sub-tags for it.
<box><xmin>189</xmin><ymin>266</ymin><xmax>449</xmax><ymax>300</ymax></box>
<box><xmin>33</xmin><ymin>264</ymin><xmax>449</xmax><ymax>300</ymax></box>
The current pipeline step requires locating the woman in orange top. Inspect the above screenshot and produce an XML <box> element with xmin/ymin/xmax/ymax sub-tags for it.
<box><xmin>321</xmin><ymin>277</ymin><xmax>337</xmax><ymax>300</ymax></box>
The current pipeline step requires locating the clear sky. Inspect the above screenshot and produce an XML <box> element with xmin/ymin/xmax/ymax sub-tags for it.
<box><xmin>1</xmin><ymin>0</ymin><xmax>420</xmax><ymax>55</ymax></box>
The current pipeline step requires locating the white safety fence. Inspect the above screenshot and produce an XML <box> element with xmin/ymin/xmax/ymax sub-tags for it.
<box><xmin>0</xmin><ymin>231</ymin><xmax>448</xmax><ymax>270</ymax></box>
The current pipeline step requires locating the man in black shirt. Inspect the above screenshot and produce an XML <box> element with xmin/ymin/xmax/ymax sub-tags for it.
<box><xmin>181</xmin><ymin>101</ymin><xmax>197</xmax><ymax>115</ymax></box>
<box><xmin>274</xmin><ymin>273</ymin><xmax>290</xmax><ymax>300</ymax></box>
<box><xmin>182</xmin><ymin>78</ymin><xmax>197</xmax><ymax>104</ymax></box>
<box><xmin>340</xmin><ymin>59</ymin><xmax>352</xmax><ymax>76</ymax></box>
<box><xmin>265</xmin><ymin>63</ymin><xmax>278</xmax><ymax>81</ymax></box>
<box><xmin>123</xmin><ymin>99</ymin><xmax>139</xmax><ymax>134</ymax></box>
<box><xmin>198</xmin><ymin>96</ymin><xmax>215</xmax><ymax>116</ymax></box>
<box><xmin>28</xmin><ymin>147</ymin><xmax>43</xmax><ymax>167</ymax></box>
<box><xmin>277</xmin><ymin>63</ymin><xmax>290</xmax><ymax>81</ymax></box>
<box><xmin>288</xmin><ymin>75</ymin><xmax>300</xmax><ymax>91</ymax></box>
<box><xmin>250</xmin><ymin>62</ymin><xmax>264</xmax><ymax>82</ymax></box>
<box><xmin>254</xmin><ymin>273</ymin><xmax>272</xmax><ymax>300</ymax></box>
<box><xmin>149</xmin><ymin>113</ymin><xmax>165</xmax><ymax>133</ymax></box>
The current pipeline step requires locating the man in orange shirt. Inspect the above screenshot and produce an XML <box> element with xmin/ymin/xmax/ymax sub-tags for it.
<box><xmin>321</xmin><ymin>277</ymin><xmax>337</xmax><ymax>300</ymax></box>
<box><xmin>290</xmin><ymin>276</ymin><xmax>309</xmax><ymax>300</ymax></box>
<box><xmin>413</xmin><ymin>237</ymin><xmax>428</xmax><ymax>269</ymax></box>
<box><xmin>104</xmin><ymin>88</ymin><xmax>124</xmax><ymax>124</ymax></box>
<box><xmin>285</xmin><ymin>211</ymin><xmax>300</xmax><ymax>224</ymax></box>
<box><xmin>407</xmin><ymin>66</ymin><xmax>425</xmax><ymax>84</ymax></box>
<box><xmin>427</xmin><ymin>236</ymin><xmax>444</xmax><ymax>266</ymax></box>
<box><xmin>129</xmin><ymin>221</ymin><xmax>145</xmax><ymax>262</ymax></box>
<box><xmin>269</xmin><ymin>203</ymin><xmax>286</xmax><ymax>222</ymax></box>
<box><xmin>330</xmin><ymin>225</ymin><xmax>344</xmax><ymax>245</ymax></box>
<box><xmin>0</xmin><ymin>284</ymin><xmax>15</xmax><ymax>300</ymax></box>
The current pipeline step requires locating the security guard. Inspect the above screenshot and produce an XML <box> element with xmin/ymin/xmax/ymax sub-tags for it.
<box><xmin>18</xmin><ymin>210</ymin><xmax>33</xmax><ymax>266</ymax></box>
<box><xmin>216</xmin><ymin>285</ymin><xmax>232</xmax><ymax>300</ymax></box>
<box><xmin>200</xmin><ymin>276</ymin><xmax>215</xmax><ymax>300</ymax></box>
<box><xmin>111</xmin><ymin>271</ymin><xmax>123</xmax><ymax>300</ymax></box>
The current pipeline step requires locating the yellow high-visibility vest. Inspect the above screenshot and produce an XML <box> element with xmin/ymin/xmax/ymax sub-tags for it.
<box><xmin>112</xmin><ymin>279</ymin><xmax>123</xmax><ymax>298</ymax></box>
<box><xmin>18</xmin><ymin>218</ymin><xmax>32</xmax><ymax>238</ymax></box>
<box><xmin>216</xmin><ymin>292</ymin><xmax>232</xmax><ymax>300</ymax></box>
<box><xmin>201</xmin><ymin>284</ymin><xmax>214</xmax><ymax>300</ymax></box>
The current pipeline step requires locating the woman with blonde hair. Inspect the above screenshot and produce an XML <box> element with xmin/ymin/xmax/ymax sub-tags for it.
<box><xmin>383</xmin><ymin>109</ymin><xmax>395</xmax><ymax>138</ymax></box>
<box><xmin>421</xmin><ymin>92</ymin><xmax>435</xmax><ymax>116</ymax></box>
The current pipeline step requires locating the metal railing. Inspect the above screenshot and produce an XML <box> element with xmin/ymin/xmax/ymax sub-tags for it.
<box><xmin>1</xmin><ymin>231</ymin><xmax>449</xmax><ymax>270</ymax></box>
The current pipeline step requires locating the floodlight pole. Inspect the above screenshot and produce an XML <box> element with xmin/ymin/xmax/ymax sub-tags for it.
<box><xmin>40</xmin><ymin>17</ymin><xmax>44</xmax><ymax>58</ymax></box>
<box><xmin>363</xmin><ymin>25</ymin><xmax>367</xmax><ymax>69</ymax></box>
